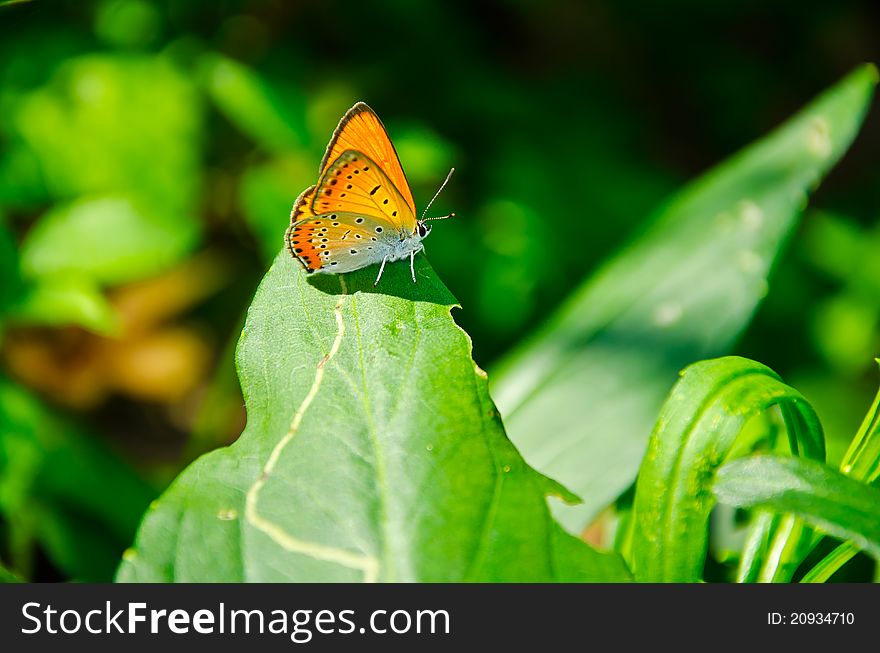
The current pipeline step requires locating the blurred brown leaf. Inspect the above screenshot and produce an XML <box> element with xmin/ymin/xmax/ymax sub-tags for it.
<box><xmin>2</xmin><ymin>251</ymin><xmax>230</xmax><ymax>411</ymax></box>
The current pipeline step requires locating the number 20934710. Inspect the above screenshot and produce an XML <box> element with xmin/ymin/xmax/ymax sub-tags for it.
<box><xmin>768</xmin><ymin>612</ymin><xmax>854</xmax><ymax>625</ymax></box>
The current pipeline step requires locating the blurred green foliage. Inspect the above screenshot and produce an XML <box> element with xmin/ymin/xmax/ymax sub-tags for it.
<box><xmin>492</xmin><ymin>65</ymin><xmax>875</xmax><ymax>533</ymax></box>
<box><xmin>0</xmin><ymin>0</ymin><xmax>878</xmax><ymax>581</ymax></box>
<box><xmin>0</xmin><ymin>378</ymin><xmax>154</xmax><ymax>580</ymax></box>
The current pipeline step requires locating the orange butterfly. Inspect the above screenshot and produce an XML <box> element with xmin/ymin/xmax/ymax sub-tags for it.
<box><xmin>285</xmin><ymin>102</ymin><xmax>453</xmax><ymax>285</ymax></box>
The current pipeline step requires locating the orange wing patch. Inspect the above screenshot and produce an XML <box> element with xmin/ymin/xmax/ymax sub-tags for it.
<box><xmin>285</xmin><ymin>219</ymin><xmax>323</xmax><ymax>271</ymax></box>
<box><xmin>286</xmin><ymin>185</ymin><xmax>319</xmax><ymax>267</ymax></box>
<box><xmin>312</xmin><ymin>151</ymin><xmax>415</xmax><ymax>231</ymax></box>
<box><xmin>319</xmin><ymin>102</ymin><xmax>416</xmax><ymax>215</ymax></box>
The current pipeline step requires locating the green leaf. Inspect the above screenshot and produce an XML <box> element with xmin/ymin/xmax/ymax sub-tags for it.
<box><xmin>0</xmin><ymin>379</ymin><xmax>156</xmax><ymax>580</ymax></box>
<box><xmin>6</xmin><ymin>51</ymin><xmax>202</xmax><ymax>286</ymax></box>
<box><xmin>199</xmin><ymin>53</ymin><xmax>305</xmax><ymax>154</ymax></box>
<box><xmin>13</xmin><ymin>54</ymin><xmax>202</xmax><ymax>216</ymax></box>
<box><xmin>20</xmin><ymin>195</ymin><xmax>199</xmax><ymax>286</ymax></box>
<box><xmin>9</xmin><ymin>275</ymin><xmax>119</xmax><ymax>335</ymax></box>
<box><xmin>94</xmin><ymin>0</ymin><xmax>161</xmax><ymax>49</ymax></box>
<box><xmin>4</xmin><ymin>53</ymin><xmax>203</xmax><ymax>298</ymax></box>
<box><xmin>117</xmin><ymin>253</ymin><xmax>631</xmax><ymax>582</ymax></box>
<box><xmin>715</xmin><ymin>456</ymin><xmax>880</xmax><ymax>560</ymax></box>
<box><xmin>631</xmin><ymin>357</ymin><xmax>824</xmax><ymax>582</ymax></box>
<box><xmin>800</xmin><ymin>542</ymin><xmax>862</xmax><ymax>583</ymax></box>
<box><xmin>490</xmin><ymin>65</ymin><xmax>877</xmax><ymax>533</ymax></box>
<box><xmin>0</xmin><ymin>563</ymin><xmax>22</xmax><ymax>583</ymax></box>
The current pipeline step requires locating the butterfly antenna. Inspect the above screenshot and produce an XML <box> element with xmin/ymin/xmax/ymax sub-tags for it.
<box><xmin>421</xmin><ymin>167</ymin><xmax>455</xmax><ymax>220</ymax></box>
<box><xmin>422</xmin><ymin>212</ymin><xmax>455</xmax><ymax>222</ymax></box>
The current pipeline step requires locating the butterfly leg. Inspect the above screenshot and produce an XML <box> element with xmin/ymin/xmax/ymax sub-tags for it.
<box><xmin>374</xmin><ymin>255</ymin><xmax>389</xmax><ymax>287</ymax></box>
<box><xmin>409</xmin><ymin>250</ymin><xmax>416</xmax><ymax>283</ymax></box>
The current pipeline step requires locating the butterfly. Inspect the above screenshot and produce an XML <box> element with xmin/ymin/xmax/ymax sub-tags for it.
<box><xmin>285</xmin><ymin>102</ymin><xmax>453</xmax><ymax>286</ymax></box>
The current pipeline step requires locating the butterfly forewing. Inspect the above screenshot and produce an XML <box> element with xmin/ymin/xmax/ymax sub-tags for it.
<box><xmin>312</xmin><ymin>150</ymin><xmax>415</xmax><ymax>232</ymax></box>
<box><xmin>319</xmin><ymin>102</ymin><xmax>417</xmax><ymax>215</ymax></box>
<box><xmin>286</xmin><ymin>212</ymin><xmax>397</xmax><ymax>273</ymax></box>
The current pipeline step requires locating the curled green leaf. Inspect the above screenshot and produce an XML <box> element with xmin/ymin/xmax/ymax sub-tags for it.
<box><xmin>631</xmin><ymin>356</ymin><xmax>824</xmax><ymax>582</ymax></box>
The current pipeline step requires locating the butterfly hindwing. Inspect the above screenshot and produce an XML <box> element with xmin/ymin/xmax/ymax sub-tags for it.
<box><xmin>319</xmin><ymin>102</ymin><xmax>416</xmax><ymax>215</ymax></box>
<box><xmin>289</xmin><ymin>184</ymin><xmax>318</xmax><ymax>227</ymax></box>
<box><xmin>312</xmin><ymin>150</ymin><xmax>415</xmax><ymax>231</ymax></box>
<box><xmin>286</xmin><ymin>212</ymin><xmax>396</xmax><ymax>273</ymax></box>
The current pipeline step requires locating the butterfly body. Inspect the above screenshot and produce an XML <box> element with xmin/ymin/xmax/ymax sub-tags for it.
<box><xmin>285</xmin><ymin>103</ymin><xmax>449</xmax><ymax>285</ymax></box>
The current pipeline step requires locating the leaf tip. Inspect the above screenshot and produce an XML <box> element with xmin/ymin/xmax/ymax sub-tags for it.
<box><xmin>542</xmin><ymin>475</ymin><xmax>583</xmax><ymax>506</ymax></box>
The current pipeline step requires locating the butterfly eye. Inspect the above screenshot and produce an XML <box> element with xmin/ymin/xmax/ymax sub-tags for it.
<box><xmin>417</xmin><ymin>222</ymin><xmax>430</xmax><ymax>238</ymax></box>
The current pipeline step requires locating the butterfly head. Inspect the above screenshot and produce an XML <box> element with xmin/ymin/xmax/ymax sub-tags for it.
<box><xmin>416</xmin><ymin>212</ymin><xmax>455</xmax><ymax>240</ymax></box>
<box><xmin>415</xmin><ymin>167</ymin><xmax>455</xmax><ymax>242</ymax></box>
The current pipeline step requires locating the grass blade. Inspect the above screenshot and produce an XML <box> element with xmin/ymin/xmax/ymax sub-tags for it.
<box><xmin>715</xmin><ymin>456</ymin><xmax>880</xmax><ymax>560</ymax></box>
